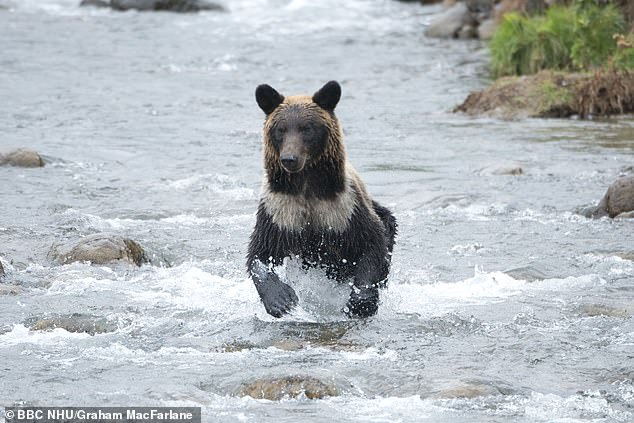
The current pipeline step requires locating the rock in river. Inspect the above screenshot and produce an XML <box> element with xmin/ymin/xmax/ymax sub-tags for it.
<box><xmin>240</xmin><ymin>375</ymin><xmax>338</xmax><ymax>400</ymax></box>
<box><xmin>0</xmin><ymin>285</ymin><xmax>25</xmax><ymax>296</ymax></box>
<box><xmin>80</xmin><ymin>0</ymin><xmax>226</xmax><ymax>12</ymax></box>
<box><xmin>424</xmin><ymin>2</ymin><xmax>473</xmax><ymax>39</ymax></box>
<box><xmin>48</xmin><ymin>234</ymin><xmax>148</xmax><ymax>266</ymax></box>
<box><xmin>25</xmin><ymin>313</ymin><xmax>118</xmax><ymax>335</ymax></box>
<box><xmin>591</xmin><ymin>175</ymin><xmax>634</xmax><ymax>219</ymax></box>
<box><xmin>0</xmin><ymin>148</ymin><xmax>44</xmax><ymax>167</ymax></box>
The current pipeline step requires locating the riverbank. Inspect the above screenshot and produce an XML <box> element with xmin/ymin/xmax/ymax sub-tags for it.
<box><xmin>418</xmin><ymin>0</ymin><xmax>634</xmax><ymax>119</ymax></box>
<box><xmin>454</xmin><ymin>69</ymin><xmax>634</xmax><ymax>119</ymax></box>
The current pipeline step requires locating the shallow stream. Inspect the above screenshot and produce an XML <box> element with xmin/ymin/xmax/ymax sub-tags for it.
<box><xmin>1</xmin><ymin>1</ymin><xmax>633</xmax><ymax>421</ymax></box>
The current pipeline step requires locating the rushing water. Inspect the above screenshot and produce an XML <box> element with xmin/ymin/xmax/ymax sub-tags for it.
<box><xmin>1</xmin><ymin>0</ymin><xmax>634</xmax><ymax>421</ymax></box>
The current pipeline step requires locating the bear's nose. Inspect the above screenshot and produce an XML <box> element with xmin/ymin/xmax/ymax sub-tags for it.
<box><xmin>280</xmin><ymin>154</ymin><xmax>300</xmax><ymax>171</ymax></box>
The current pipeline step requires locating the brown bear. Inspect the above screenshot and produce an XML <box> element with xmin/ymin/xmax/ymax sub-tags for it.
<box><xmin>247</xmin><ymin>81</ymin><xmax>396</xmax><ymax>318</ymax></box>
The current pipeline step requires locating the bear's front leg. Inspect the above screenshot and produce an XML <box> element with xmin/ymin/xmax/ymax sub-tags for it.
<box><xmin>249</xmin><ymin>259</ymin><xmax>298</xmax><ymax>318</ymax></box>
<box><xmin>344</xmin><ymin>284</ymin><xmax>379</xmax><ymax>318</ymax></box>
<box><xmin>343</xmin><ymin>243</ymin><xmax>389</xmax><ymax>318</ymax></box>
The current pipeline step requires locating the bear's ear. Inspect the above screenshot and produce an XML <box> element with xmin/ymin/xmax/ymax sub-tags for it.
<box><xmin>312</xmin><ymin>80</ymin><xmax>341</xmax><ymax>112</ymax></box>
<box><xmin>255</xmin><ymin>84</ymin><xmax>284</xmax><ymax>115</ymax></box>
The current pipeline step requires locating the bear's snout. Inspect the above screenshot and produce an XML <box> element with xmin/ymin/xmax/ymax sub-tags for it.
<box><xmin>280</xmin><ymin>154</ymin><xmax>303</xmax><ymax>173</ymax></box>
<box><xmin>279</xmin><ymin>135</ymin><xmax>307</xmax><ymax>173</ymax></box>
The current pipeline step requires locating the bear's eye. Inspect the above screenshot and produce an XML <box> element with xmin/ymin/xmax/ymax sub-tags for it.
<box><xmin>300</xmin><ymin>125</ymin><xmax>314</xmax><ymax>136</ymax></box>
<box><xmin>274</xmin><ymin>125</ymin><xmax>287</xmax><ymax>138</ymax></box>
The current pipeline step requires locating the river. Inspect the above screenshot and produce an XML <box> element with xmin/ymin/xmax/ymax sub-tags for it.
<box><xmin>1</xmin><ymin>0</ymin><xmax>633</xmax><ymax>421</ymax></box>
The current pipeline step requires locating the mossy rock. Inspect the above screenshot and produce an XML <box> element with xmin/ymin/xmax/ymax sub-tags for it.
<box><xmin>240</xmin><ymin>375</ymin><xmax>338</xmax><ymax>400</ymax></box>
<box><xmin>455</xmin><ymin>70</ymin><xmax>634</xmax><ymax>119</ymax></box>
<box><xmin>0</xmin><ymin>149</ymin><xmax>44</xmax><ymax>167</ymax></box>
<box><xmin>48</xmin><ymin>234</ymin><xmax>148</xmax><ymax>266</ymax></box>
<box><xmin>25</xmin><ymin>313</ymin><xmax>118</xmax><ymax>335</ymax></box>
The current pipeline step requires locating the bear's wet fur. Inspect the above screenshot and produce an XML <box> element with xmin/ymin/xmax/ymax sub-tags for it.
<box><xmin>247</xmin><ymin>81</ymin><xmax>397</xmax><ymax>318</ymax></box>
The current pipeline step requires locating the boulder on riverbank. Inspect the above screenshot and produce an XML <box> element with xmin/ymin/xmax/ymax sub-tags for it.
<box><xmin>0</xmin><ymin>148</ymin><xmax>44</xmax><ymax>167</ymax></box>
<box><xmin>80</xmin><ymin>0</ymin><xmax>225</xmax><ymax>12</ymax></box>
<box><xmin>454</xmin><ymin>70</ymin><xmax>634</xmax><ymax>119</ymax></box>
<box><xmin>239</xmin><ymin>375</ymin><xmax>338</xmax><ymax>400</ymax></box>
<box><xmin>48</xmin><ymin>234</ymin><xmax>149</xmax><ymax>266</ymax></box>
<box><xmin>424</xmin><ymin>0</ymin><xmax>496</xmax><ymax>39</ymax></box>
<box><xmin>590</xmin><ymin>175</ymin><xmax>634</xmax><ymax>219</ymax></box>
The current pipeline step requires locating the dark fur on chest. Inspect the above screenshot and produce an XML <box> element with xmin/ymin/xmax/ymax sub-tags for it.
<box><xmin>247</xmin><ymin>199</ymin><xmax>394</xmax><ymax>284</ymax></box>
<box><xmin>267</xmin><ymin>160</ymin><xmax>345</xmax><ymax>199</ymax></box>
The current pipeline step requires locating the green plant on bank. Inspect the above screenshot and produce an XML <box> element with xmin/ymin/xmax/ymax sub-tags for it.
<box><xmin>490</xmin><ymin>0</ymin><xmax>629</xmax><ymax>77</ymax></box>
<box><xmin>612</xmin><ymin>32</ymin><xmax>634</xmax><ymax>69</ymax></box>
<box><xmin>534</xmin><ymin>78</ymin><xmax>575</xmax><ymax>112</ymax></box>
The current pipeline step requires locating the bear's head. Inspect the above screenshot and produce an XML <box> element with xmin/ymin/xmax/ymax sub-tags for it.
<box><xmin>255</xmin><ymin>81</ymin><xmax>344</xmax><ymax>178</ymax></box>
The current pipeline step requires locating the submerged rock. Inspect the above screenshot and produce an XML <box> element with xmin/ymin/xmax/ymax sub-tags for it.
<box><xmin>0</xmin><ymin>260</ymin><xmax>4</xmax><ymax>277</ymax></box>
<box><xmin>0</xmin><ymin>285</ymin><xmax>24</xmax><ymax>295</ymax></box>
<box><xmin>615</xmin><ymin>252</ymin><xmax>634</xmax><ymax>261</ymax></box>
<box><xmin>431</xmin><ymin>383</ymin><xmax>503</xmax><ymax>399</ymax></box>
<box><xmin>591</xmin><ymin>176</ymin><xmax>634</xmax><ymax>219</ymax></box>
<box><xmin>80</xmin><ymin>0</ymin><xmax>109</xmax><ymax>6</ymax></box>
<box><xmin>575</xmin><ymin>304</ymin><xmax>630</xmax><ymax>318</ymax></box>
<box><xmin>503</xmin><ymin>264</ymin><xmax>557</xmax><ymax>282</ymax></box>
<box><xmin>48</xmin><ymin>234</ymin><xmax>148</xmax><ymax>266</ymax></box>
<box><xmin>239</xmin><ymin>375</ymin><xmax>338</xmax><ymax>400</ymax></box>
<box><xmin>477</xmin><ymin>163</ymin><xmax>524</xmax><ymax>176</ymax></box>
<box><xmin>455</xmin><ymin>70</ymin><xmax>634</xmax><ymax>119</ymax></box>
<box><xmin>0</xmin><ymin>148</ymin><xmax>44</xmax><ymax>167</ymax></box>
<box><xmin>81</xmin><ymin>0</ymin><xmax>226</xmax><ymax>12</ymax></box>
<box><xmin>25</xmin><ymin>314</ymin><xmax>118</xmax><ymax>335</ymax></box>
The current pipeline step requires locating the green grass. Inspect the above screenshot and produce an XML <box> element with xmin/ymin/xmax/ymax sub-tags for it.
<box><xmin>490</xmin><ymin>1</ymin><xmax>629</xmax><ymax>77</ymax></box>
<box><xmin>534</xmin><ymin>78</ymin><xmax>575</xmax><ymax>112</ymax></box>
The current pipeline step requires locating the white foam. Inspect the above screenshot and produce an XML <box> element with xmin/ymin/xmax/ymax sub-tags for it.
<box><xmin>0</xmin><ymin>324</ymin><xmax>92</xmax><ymax>347</ymax></box>
<box><xmin>285</xmin><ymin>0</ymin><xmax>308</xmax><ymax>10</ymax></box>
<box><xmin>328</xmin><ymin>395</ymin><xmax>445</xmax><ymax>422</ymax></box>
<box><xmin>78</xmin><ymin>343</ymin><xmax>214</xmax><ymax>365</ymax></box>
<box><xmin>522</xmin><ymin>391</ymin><xmax>625</xmax><ymax>422</ymax></box>
<box><xmin>46</xmin><ymin>271</ymin><xmax>126</xmax><ymax>296</ymax></box>
<box><xmin>385</xmin><ymin>269</ymin><xmax>526</xmax><ymax>316</ymax></box>
<box><xmin>383</xmin><ymin>269</ymin><xmax>606</xmax><ymax>318</ymax></box>
<box><xmin>129</xmin><ymin>263</ymin><xmax>259</xmax><ymax>319</ymax></box>
<box><xmin>336</xmin><ymin>347</ymin><xmax>399</xmax><ymax>362</ymax></box>
<box><xmin>160</xmin><ymin>213</ymin><xmax>253</xmax><ymax>227</ymax></box>
<box><xmin>160</xmin><ymin>214</ymin><xmax>210</xmax><ymax>225</ymax></box>
<box><xmin>163</xmin><ymin>173</ymin><xmax>254</xmax><ymax>200</ymax></box>
<box><xmin>449</xmin><ymin>242</ymin><xmax>484</xmax><ymax>256</ymax></box>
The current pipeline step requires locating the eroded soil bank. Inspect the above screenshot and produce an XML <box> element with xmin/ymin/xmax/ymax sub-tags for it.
<box><xmin>455</xmin><ymin>70</ymin><xmax>634</xmax><ymax>119</ymax></box>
